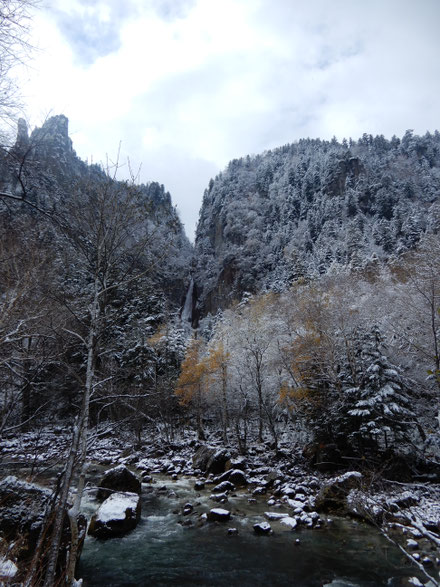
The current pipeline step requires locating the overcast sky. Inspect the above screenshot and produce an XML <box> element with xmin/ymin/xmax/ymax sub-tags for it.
<box><xmin>19</xmin><ymin>0</ymin><xmax>440</xmax><ymax>239</ymax></box>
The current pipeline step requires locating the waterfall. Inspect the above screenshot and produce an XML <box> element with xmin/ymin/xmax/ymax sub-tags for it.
<box><xmin>181</xmin><ymin>278</ymin><xmax>194</xmax><ymax>323</ymax></box>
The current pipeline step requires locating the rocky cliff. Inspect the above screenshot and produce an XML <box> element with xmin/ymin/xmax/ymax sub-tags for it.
<box><xmin>0</xmin><ymin>115</ymin><xmax>193</xmax><ymax>308</ymax></box>
<box><xmin>193</xmin><ymin>131</ymin><xmax>440</xmax><ymax>318</ymax></box>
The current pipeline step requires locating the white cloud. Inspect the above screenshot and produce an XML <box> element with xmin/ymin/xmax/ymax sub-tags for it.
<box><xmin>15</xmin><ymin>0</ymin><xmax>440</xmax><ymax>239</ymax></box>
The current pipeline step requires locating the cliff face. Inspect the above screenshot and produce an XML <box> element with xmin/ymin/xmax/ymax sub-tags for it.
<box><xmin>193</xmin><ymin>131</ymin><xmax>440</xmax><ymax>318</ymax></box>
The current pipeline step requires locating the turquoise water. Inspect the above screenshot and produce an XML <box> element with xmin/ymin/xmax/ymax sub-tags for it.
<box><xmin>77</xmin><ymin>477</ymin><xmax>418</xmax><ymax>587</ymax></box>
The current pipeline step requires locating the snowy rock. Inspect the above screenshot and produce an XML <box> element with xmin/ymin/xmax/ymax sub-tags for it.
<box><xmin>193</xmin><ymin>446</ymin><xmax>231</xmax><ymax>474</ymax></box>
<box><xmin>0</xmin><ymin>558</ymin><xmax>18</xmax><ymax>579</ymax></box>
<box><xmin>213</xmin><ymin>480</ymin><xmax>235</xmax><ymax>494</ymax></box>
<box><xmin>226</xmin><ymin>457</ymin><xmax>247</xmax><ymax>471</ymax></box>
<box><xmin>346</xmin><ymin>489</ymin><xmax>384</xmax><ymax>524</ymax></box>
<box><xmin>88</xmin><ymin>492</ymin><xmax>141</xmax><ymax>539</ymax></box>
<box><xmin>284</xmin><ymin>498</ymin><xmax>306</xmax><ymax>511</ymax></box>
<box><xmin>228</xmin><ymin>527</ymin><xmax>239</xmax><ymax>535</ymax></box>
<box><xmin>194</xmin><ymin>480</ymin><xmax>205</xmax><ymax>491</ymax></box>
<box><xmin>406</xmin><ymin>539</ymin><xmax>419</xmax><ymax>550</ymax></box>
<box><xmin>315</xmin><ymin>472</ymin><xmax>362</xmax><ymax>514</ymax></box>
<box><xmin>0</xmin><ymin>476</ymin><xmax>86</xmax><ymax>577</ymax></box>
<box><xmin>228</xmin><ymin>469</ymin><xmax>248</xmax><ymax>486</ymax></box>
<box><xmin>210</xmin><ymin>491</ymin><xmax>228</xmax><ymax>503</ymax></box>
<box><xmin>97</xmin><ymin>464</ymin><xmax>142</xmax><ymax>501</ymax></box>
<box><xmin>264</xmin><ymin>512</ymin><xmax>290</xmax><ymax>521</ymax></box>
<box><xmin>252</xmin><ymin>486</ymin><xmax>267</xmax><ymax>496</ymax></box>
<box><xmin>280</xmin><ymin>484</ymin><xmax>297</xmax><ymax>497</ymax></box>
<box><xmin>280</xmin><ymin>516</ymin><xmax>298</xmax><ymax>530</ymax></box>
<box><xmin>387</xmin><ymin>491</ymin><xmax>419</xmax><ymax>512</ymax></box>
<box><xmin>253</xmin><ymin>521</ymin><xmax>273</xmax><ymax>535</ymax></box>
<box><xmin>207</xmin><ymin>508</ymin><xmax>231</xmax><ymax>522</ymax></box>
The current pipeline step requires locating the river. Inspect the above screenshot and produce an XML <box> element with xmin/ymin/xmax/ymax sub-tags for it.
<box><xmin>77</xmin><ymin>475</ymin><xmax>419</xmax><ymax>586</ymax></box>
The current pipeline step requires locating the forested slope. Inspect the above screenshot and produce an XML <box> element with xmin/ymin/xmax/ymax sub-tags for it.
<box><xmin>194</xmin><ymin>131</ymin><xmax>440</xmax><ymax>316</ymax></box>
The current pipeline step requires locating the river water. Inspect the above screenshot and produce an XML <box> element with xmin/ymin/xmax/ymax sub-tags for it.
<box><xmin>77</xmin><ymin>476</ymin><xmax>419</xmax><ymax>587</ymax></box>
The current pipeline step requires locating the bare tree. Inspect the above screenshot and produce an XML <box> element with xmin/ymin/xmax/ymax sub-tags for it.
<box><xmin>0</xmin><ymin>0</ymin><xmax>38</xmax><ymax>135</ymax></box>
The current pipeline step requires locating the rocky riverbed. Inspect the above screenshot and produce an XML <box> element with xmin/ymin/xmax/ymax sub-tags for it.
<box><xmin>1</xmin><ymin>426</ymin><xmax>440</xmax><ymax>585</ymax></box>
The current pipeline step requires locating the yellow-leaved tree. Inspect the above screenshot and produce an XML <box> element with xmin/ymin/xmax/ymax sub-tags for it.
<box><xmin>175</xmin><ymin>337</ymin><xmax>208</xmax><ymax>440</ymax></box>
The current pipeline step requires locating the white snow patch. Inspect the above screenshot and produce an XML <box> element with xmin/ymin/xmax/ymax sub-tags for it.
<box><xmin>280</xmin><ymin>516</ymin><xmax>298</xmax><ymax>529</ymax></box>
<box><xmin>333</xmin><ymin>471</ymin><xmax>362</xmax><ymax>484</ymax></box>
<box><xmin>264</xmin><ymin>512</ymin><xmax>289</xmax><ymax>521</ymax></box>
<box><xmin>96</xmin><ymin>492</ymin><xmax>139</xmax><ymax>523</ymax></box>
<box><xmin>0</xmin><ymin>557</ymin><xmax>17</xmax><ymax>578</ymax></box>
<box><xmin>210</xmin><ymin>508</ymin><xmax>230</xmax><ymax>516</ymax></box>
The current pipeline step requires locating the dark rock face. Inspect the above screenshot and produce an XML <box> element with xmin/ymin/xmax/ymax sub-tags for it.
<box><xmin>193</xmin><ymin>446</ymin><xmax>216</xmax><ymax>471</ymax></box>
<box><xmin>97</xmin><ymin>465</ymin><xmax>142</xmax><ymax>501</ymax></box>
<box><xmin>0</xmin><ymin>476</ymin><xmax>86</xmax><ymax>578</ymax></box>
<box><xmin>193</xmin><ymin>446</ymin><xmax>231</xmax><ymax>474</ymax></box>
<box><xmin>315</xmin><ymin>472</ymin><xmax>362</xmax><ymax>514</ymax></box>
<box><xmin>88</xmin><ymin>492</ymin><xmax>141</xmax><ymax>539</ymax></box>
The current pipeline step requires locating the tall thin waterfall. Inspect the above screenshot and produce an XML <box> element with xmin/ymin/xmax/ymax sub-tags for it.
<box><xmin>181</xmin><ymin>278</ymin><xmax>194</xmax><ymax>323</ymax></box>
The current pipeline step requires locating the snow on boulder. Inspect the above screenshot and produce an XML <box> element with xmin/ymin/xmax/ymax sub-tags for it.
<box><xmin>212</xmin><ymin>480</ymin><xmax>235</xmax><ymax>494</ymax></box>
<box><xmin>97</xmin><ymin>464</ymin><xmax>141</xmax><ymax>501</ymax></box>
<box><xmin>315</xmin><ymin>471</ymin><xmax>362</xmax><ymax>514</ymax></box>
<box><xmin>207</xmin><ymin>508</ymin><xmax>231</xmax><ymax>522</ymax></box>
<box><xmin>228</xmin><ymin>469</ymin><xmax>248</xmax><ymax>486</ymax></box>
<box><xmin>88</xmin><ymin>492</ymin><xmax>141</xmax><ymax>539</ymax></box>
<box><xmin>264</xmin><ymin>512</ymin><xmax>290</xmax><ymax>521</ymax></box>
<box><xmin>280</xmin><ymin>516</ymin><xmax>298</xmax><ymax>530</ymax></box>
<box><xmin>0</xmin><ymin>557</ymin><xmax>17</xmax><ymax>579</ymax></box>
<box><xmin>253</xmin><ymin>521</ymin><xmax>273</xmax><ymax>535</ymax></box>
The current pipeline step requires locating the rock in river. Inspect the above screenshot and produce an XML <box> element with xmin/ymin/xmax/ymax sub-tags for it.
<box><xmin>253</xmin><ymin>521</ymin><xmax>273</xmax><ymax>535</ymax></box>
<box><xmin>207</xmin><ymin>508</ymin><xmax>231</xmax><ymax>522</ymax></box>
<box><xmin>97</xmin><ymin>464</ymin><xmax>142</xmax><ymax>501</ymax></box>
<box><xmin>88</xmin><ymin>492</ymin><xmax>141</xmax><ymax>539</ymax></box>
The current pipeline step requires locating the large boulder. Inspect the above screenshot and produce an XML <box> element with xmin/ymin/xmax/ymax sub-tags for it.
<box><xmin>228</xmin><ymin>469</ymin><xmax>248</xmax><ymax>486</ymax></box>
<box><xmin>97</xmin><ymin>464</ymin><xmax>141</xmax><ymax>501</ymax></box>
<box><xmin>0</xmin><ymin>476</ymin><xmax>87</xmax><ymax>580</ymax></box>
<box><xmin>315</xmin><ymin>471</ymin><xmax>362</xmax><ymax>514</ymax></box>
<box><xmin>88</xmin><ymin>492</ymin><xmax>141</xmax><ymax>539</ymax></box>
<box><xmin>192</xmin><ymin>446</ymin><xmax>231</xmax><ymax>474</ymax></box>
<box><xmin>193</xmin><ymin>446</ymin><xmax>216</xmax><ymax>471</ymax></box>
